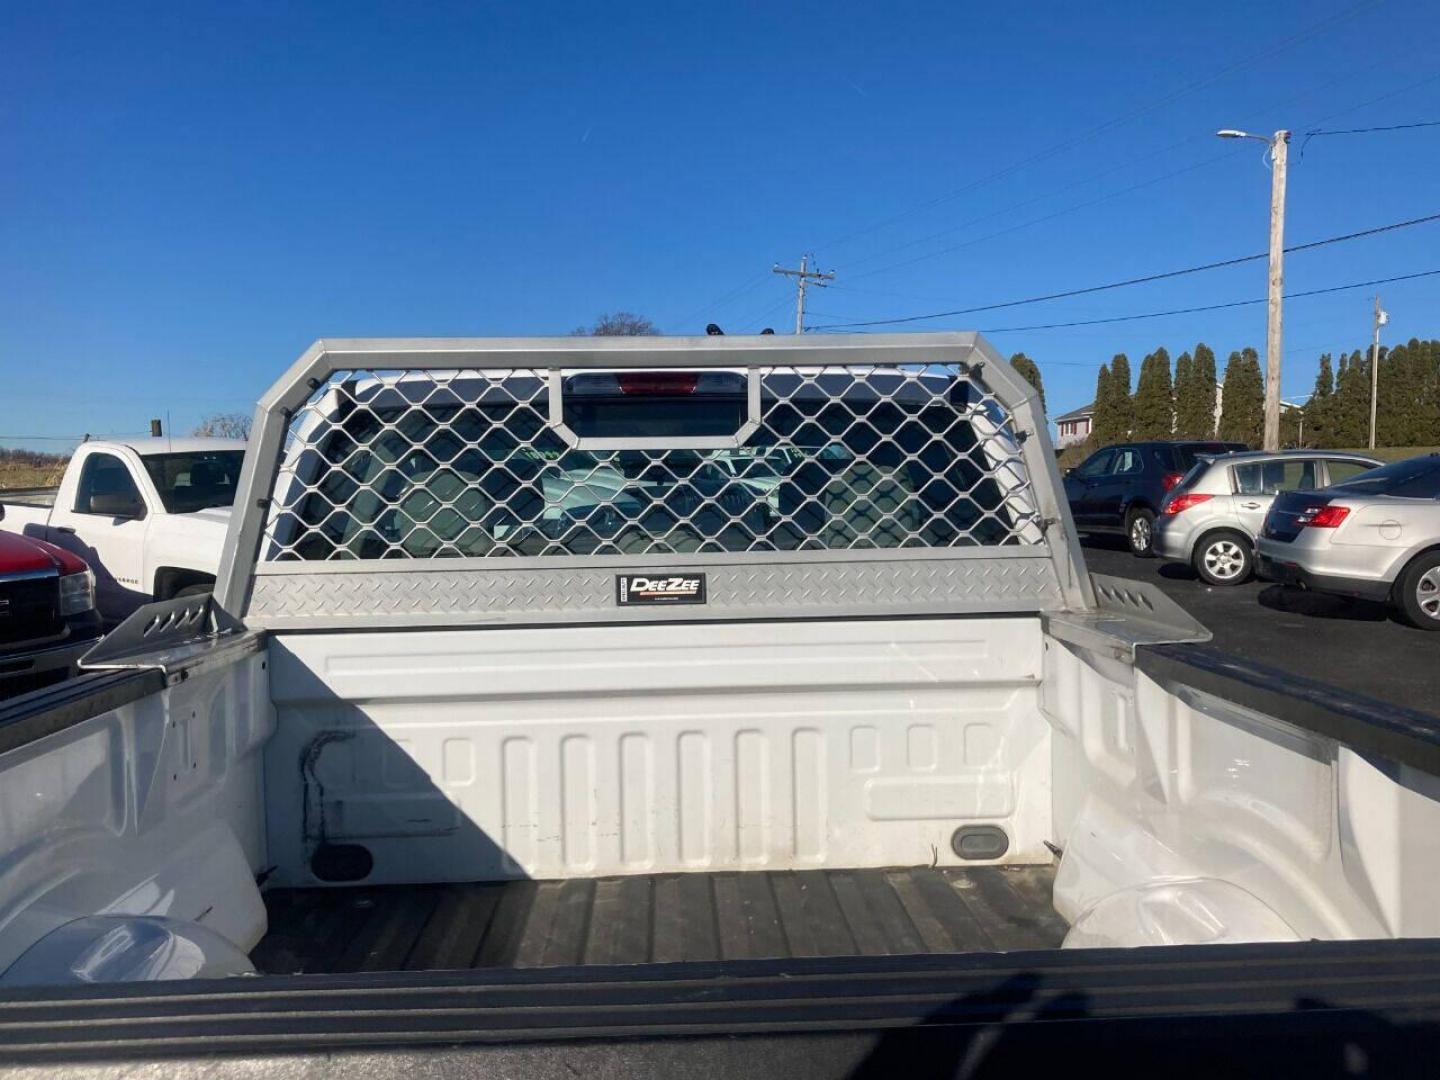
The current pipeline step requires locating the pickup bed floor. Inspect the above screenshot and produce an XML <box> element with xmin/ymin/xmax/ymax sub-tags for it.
<box><xmin>251</xmin><ymin>866</ymin><xmax>1067</xmax><ymax>974</ymax></box>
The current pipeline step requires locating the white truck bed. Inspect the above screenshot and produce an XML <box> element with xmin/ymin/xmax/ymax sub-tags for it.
<box><xmin>3</xmin><ymin>333</ymin><xmax>1439</xmax><ymax>1066</ymax></box>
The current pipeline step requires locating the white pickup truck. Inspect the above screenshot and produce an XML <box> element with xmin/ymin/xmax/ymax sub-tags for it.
<box><xmin>0</xmin><ymin>437</ymin><xmax>245</xmax><ymax>620</ymax></box>
<box><xmin>1</xmin><ymin>334</ymin><xmax>1438</xmax><ymax>1073</ymax></box>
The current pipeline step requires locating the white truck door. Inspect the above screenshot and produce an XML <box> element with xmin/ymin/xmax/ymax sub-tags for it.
<box><xmin>46</xmin><ymin>450</ymin><xmax>152</xmax><ymax>618</ymax></box>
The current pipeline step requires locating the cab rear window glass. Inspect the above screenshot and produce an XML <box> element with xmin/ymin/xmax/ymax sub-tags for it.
<box><xmin>142</xmin><ymin>451</ymin><xmax>246</xmax><ymax>513</ymax></box>
<box><xmin>561</xmin><ymin>371</ymin><xmax>747</xmax><ymax>439</ymax></box>
<box><xmin>263</xmin><ymin>366</ymin><xmax>1045</xmax><ymax>559</ymax></box>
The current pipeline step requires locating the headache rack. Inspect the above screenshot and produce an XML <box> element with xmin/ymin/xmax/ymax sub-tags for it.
<box><xmin>217</xmin><ymin>333</ymin><xmax>1090</xmax><ymax>628</ymax></box>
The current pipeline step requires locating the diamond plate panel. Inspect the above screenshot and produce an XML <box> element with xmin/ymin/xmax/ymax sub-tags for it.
<box><xmin>246</xmin><ymin>556</ymin><xmax>1063</xmax><ymax>626</ymax></box>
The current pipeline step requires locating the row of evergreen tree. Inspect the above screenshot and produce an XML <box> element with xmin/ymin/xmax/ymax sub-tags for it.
<box><xmin>1305</xmin><ymin>340</ymin><xmax>1440</xmax><ymax>448</ymax></box>
<box><xmin>1012</xmin><ymin>339</ymin><xmax>1440</xmax><ymax>450</ymax></box>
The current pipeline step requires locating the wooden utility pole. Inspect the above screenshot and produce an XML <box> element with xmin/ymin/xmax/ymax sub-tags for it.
<box><xmin>1368</xmin><ymin>293</ymin><xmax>1388</xmax><ymax>450</ymax></box>
<box><xmin>773</xmin><ymin>255</ymin><xmax>834</xmax><ymax>334</ymax></box>
<box><xmin>1263</xmin><ymin>130</ymin><xmax>1290</xmax><ymax>452</ymax></box>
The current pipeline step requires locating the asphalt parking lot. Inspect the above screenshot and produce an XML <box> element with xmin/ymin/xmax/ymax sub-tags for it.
<box><xmin>1082</xmin><ymin>536</ymin><xmax>1439</xmax><ymax>719</ymax></box>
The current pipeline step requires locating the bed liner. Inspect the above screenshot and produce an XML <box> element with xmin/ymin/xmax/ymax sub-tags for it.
<box><xmin>251</xmin><ymin>865</ymin><xmax>1066</xmax><ymax>974</ymax></box>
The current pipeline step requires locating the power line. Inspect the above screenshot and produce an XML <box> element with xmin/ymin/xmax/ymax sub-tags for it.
<box><xmin>827</xmin><ymin>42</ymin><xmax>1424</xmax><ymax>281</ymax></box>
<box><xmin>808</xmin><ymin>0</ymin><xmax>1381</xmax><ymax>256</ymax></box>
<box><xmin>839</xmin><ymin>148</ymin><xmax>1245</xmax><ymax>281</ymax></box>
<box><xmin>1304</xmin><ymin>119</ymin><xmax>1440</xmax><ymax>136</ymax></box>
<box><xmin>674</xmin><ymin>31</ymin><xmax>1429</xmax><ymax>331</ymax></box>
<box><xmin>970</xmin><ymin>268</ymin><xmax>1440</xmax><ymax>334</ymax></box>
<box><xmin>0</xmin><ymin>432</ymin><xmax>153</xmax><ymax>442</ymax></box>
<box><xmin>807</xmin><ymin>211</ymin><xmax>1440</xmax><ymax>330</ymax></box>
<box><xmin>835</xmin><ymin>65</ymin><xmax>1440</xmax><ymax>285</ymax></box>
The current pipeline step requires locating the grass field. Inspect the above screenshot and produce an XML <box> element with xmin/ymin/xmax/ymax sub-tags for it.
<box><xmin>1349</xmin><ymin>446</ymin><xmax>1439</xmax><ymax>462</ymax></box>
<box><xmin>0</xmin><ymin>461</ymin><xmax>68</xmax><ymax>491</ymax></box>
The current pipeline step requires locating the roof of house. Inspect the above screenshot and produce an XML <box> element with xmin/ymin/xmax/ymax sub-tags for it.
<box><xmin>1052</xmin><ymin>402</ymin><xmax>1094</xmax><ymax>422</ymax></box>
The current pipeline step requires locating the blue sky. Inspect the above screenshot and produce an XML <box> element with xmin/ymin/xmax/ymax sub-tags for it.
<box><xmin>3</xmin><ymin>0</ymin><xmax>1439</xmax><ymax>449</ymax></box>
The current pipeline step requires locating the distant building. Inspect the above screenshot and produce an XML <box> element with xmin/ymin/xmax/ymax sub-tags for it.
<box><xmin>1053</xmin><ymin>402</ymin><xmax>1094</xmax><ymax>448</ymax></box>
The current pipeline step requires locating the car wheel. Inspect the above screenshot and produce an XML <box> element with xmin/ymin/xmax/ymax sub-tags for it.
<box><xmin>1396</xmin><ymin>552</ymin><xmax>1440</xmax><ymax>631</ymax></box>
<box><xmin>1193</xmin><ymin>531</ymin><xmax>1252</xmax><ymax>586</ymax></box>
<box><xmin>1125</xmin><ymin>508</ymin><xmax>1156</xmax><ymax>557</ymax></box>
<box><xmin>173</xmin><ymin>583</ymin><xmax>213</xmax><ymax>599</ymax></box>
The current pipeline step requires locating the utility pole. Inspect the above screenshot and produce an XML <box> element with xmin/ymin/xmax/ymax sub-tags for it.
<box><xmin>1217</xmin><ymin>127</ymin><xmax>1290</xmax><ymax>451</ymax></box>
<box><xmin>1368</xmin><ymin>293</ymin><xmax>1389</xmax><ymax>450</ymax></box>
<box><xmin>1263</xmin><ymin>131</ymin><xmax>1290</xmax><ymax>452</ymax></box>
<box><xmin>773</xmin><ymin>255</ymin><xmax>834</xmax><ymax>334</ymax></box>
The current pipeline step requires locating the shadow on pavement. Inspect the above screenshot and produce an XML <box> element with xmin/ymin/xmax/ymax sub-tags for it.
<box><xmin>1158</xmin><ymin>563</ymin><xmax>1199</xmax><ymax>582</ymax></box>
<box><xmin>1257</xmin><ymin>584</ymin><xmax>1392</xmax><ymax>623</ymax></box>
<box><xmin>1078</xmin><ymin>534</ymin><xmax>1130</xmax><ymax>553</ymax></box>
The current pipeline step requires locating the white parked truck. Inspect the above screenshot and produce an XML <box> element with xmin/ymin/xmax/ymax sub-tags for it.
<box><xmin>1</xmin><ymin>334</ymin><xmax>1438</xmax><ymax>1073</ymax></box>
<box><xmin>0</xmin><ymin>437</ymin><xmax>245</xmax><ymax>619</ymax></box>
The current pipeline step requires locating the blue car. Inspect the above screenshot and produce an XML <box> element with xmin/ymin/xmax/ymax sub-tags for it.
<box><xmin>1063</xmin><ymin>440</ymin><xmax>1246</xmax><ymax>555</ymax></box>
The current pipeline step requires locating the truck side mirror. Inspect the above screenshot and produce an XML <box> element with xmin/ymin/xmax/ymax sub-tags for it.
<box><xmin>89</xmin><ymin>492</ymin><xmax>147</xmax><ymax>520</ymax></box>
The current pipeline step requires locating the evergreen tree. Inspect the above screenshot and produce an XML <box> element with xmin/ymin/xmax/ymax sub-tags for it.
<box><xmin>1304</xmin><ymin>353</ymin><xmax>1335</xmax><ymax>447</ymax></box>
<box><xmin>1172</xmin><ymin>351</ymin><xmax>1195</xmax><ymax>436</ymax></box>
<box><xmin>1332</xmin><ymin>349</ymin><xmax>1370</xmax><ymax>446</ymax></box>
<box><xmin>1090</xmin><ymin>363</ymin><xmax>1117</xmax><ymax>445</ymax></box>
<box><xmin>1415</xmin><ymin>339</ymin><xmax>1440</xmax><ymax>447</ymax></box>
<box><xmin>1008</xmin><ymin>353</ymin><xmax>1047</xmax><ymax>414</ymax></box>
<box><xmin>1314</xmin><ymin>352</ymin><xmax>1335</xmax><ymax>398</ymax></box>
<box><xmin>1218</xmin><ymin>348</ymin><xmax>1264</xmax><ymax>446</ymax></box>
<box><xmin>1132</xmin><ymin>347</ymin><xmax>1174</xmax><ymax>439</ymax></box>
<box><xmin>1180</xmin><ymin>339</ymin><xmax>1215</xmax><ymax>437</ymax></box>
<box><xmin>1109</xmin><ymin>353</ymin><xmax>1134</xmax><ymax>438</ymax></box>
<box><xmin>1375</xmin><ymin>339</ymin><xmax>1437</xmax><ymax>447</ymax></box>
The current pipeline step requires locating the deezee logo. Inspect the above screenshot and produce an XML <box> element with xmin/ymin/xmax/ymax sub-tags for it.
<box><xmin>630</xmin><ymin>576</ymin><xmax>700</xmax><ymax>596</ymax></box>
<box><xmin>616</xmin><ymin>573</ymin><xmax>707</xmax><ymax>605</ymax></box>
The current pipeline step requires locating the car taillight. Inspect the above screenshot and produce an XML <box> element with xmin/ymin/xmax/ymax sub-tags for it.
<box><xmin>1297</xmin><ymin>505</ymin><xmax>1350</xmax><ymax>528</ymax></box>
<box><xmin>58</xmin><ymin>569</ymin><xmax>95</xmax><ymax>616</ymax></box>
<box><xmin>1162</xmin><ymin>472</ymin><xmax>1185</xmax><ymax>492</ymax></box>
<box><xmin>1163</xmin><ymin>492</ymin><xmax>1213</xmax><ymax>515</ymax></box>
<box><xmin>616</xmin><ymin>372</ymin><xmax>699</xmax><ymax>395</ymax></box>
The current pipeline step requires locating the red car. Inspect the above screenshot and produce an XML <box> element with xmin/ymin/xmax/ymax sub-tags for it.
<box><xmin>0</xmin><ymin>511</ymin><xmax>102</xmax><ymax>697</ymax></box>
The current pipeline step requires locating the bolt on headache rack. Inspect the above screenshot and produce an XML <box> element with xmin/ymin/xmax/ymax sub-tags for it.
<box><xmin>215</xmin><ymin>333</ymin><xmax>1093</xmax><ymax>629</ymax></box>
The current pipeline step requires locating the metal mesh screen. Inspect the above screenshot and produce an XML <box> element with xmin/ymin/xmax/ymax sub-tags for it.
<box><xmin>260</xmin><ymin>364</ymin><xmax>1043</xmax><ymax>561</ymax></box>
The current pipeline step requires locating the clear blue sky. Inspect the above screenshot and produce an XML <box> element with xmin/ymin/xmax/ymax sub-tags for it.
<box><xmin>3</xmin><ymin>0</ymin><xmax>1439</xmax><ymax>449</ymax></box>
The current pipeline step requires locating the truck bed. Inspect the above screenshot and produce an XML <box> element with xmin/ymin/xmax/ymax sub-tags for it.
<box><xmin>251</xmin><ymin>866</ymin><xmax>1067</xmax><ymax>974</ymax></box>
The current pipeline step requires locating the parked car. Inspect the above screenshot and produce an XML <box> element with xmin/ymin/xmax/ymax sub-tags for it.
<box><xmin>1257</xmin><ymin>453</ymin><xmax>1440</xmax><ymax>629</ymax></box>
<box><xmin>1153</xmin><ymin>450</ymin><xmax>1381</xmax><ymax>585</ymax></box>
<box><xmin>0</xmin><ymin>507</ymin><xmax>102</xmax><ymax>697</ymax></box>
<box><xmin>1063</xmin><ymin>440</ymin><xmax>1247</xmax><ymax>555</ymax></box>
<box><xmin>0</xmin><ymin>438</ymin><xmax>245</xmax><ymax>621</ymax></box>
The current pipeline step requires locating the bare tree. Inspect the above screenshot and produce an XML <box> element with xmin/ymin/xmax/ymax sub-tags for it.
<box><xmin>572</xmin><ymin>312</ymin><xmax>660</xmax><ymax>336</ymax></box>
<box><xmin>192</xmin><ymin>412</ymin><xmax>253</xmax><ymax>440</ymax></box>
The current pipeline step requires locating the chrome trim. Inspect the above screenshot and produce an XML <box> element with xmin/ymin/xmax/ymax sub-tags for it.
<box><xmin>0</xmin><ymin>568</ymin><xmax>60</xmax><ymax>584</ymax></box>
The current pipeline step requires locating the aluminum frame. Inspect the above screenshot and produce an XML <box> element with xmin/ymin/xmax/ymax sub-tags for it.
<box><xmin>217</xmin><ymin>333</ymin><xmax>1094</xmax><ymax>625</ymax></box>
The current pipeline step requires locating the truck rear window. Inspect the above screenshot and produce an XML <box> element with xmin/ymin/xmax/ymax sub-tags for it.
<box><xmin>263</xmin><ymin>366</ymin><xmax>1043</xmax><ymax>559</ymax></box>
<box><xmin>141</xmin><ymin>451</ymin><xmax>246</xmax><ymax>513</ymax></box>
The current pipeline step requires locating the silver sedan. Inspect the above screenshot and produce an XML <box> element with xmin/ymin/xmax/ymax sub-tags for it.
<box><xmin>1153</xmin><ymin>451</ymin><xmax>1381</xmax><ymax>586</ymax></box>
<box><xmin>1256</xmin><ymin>453</ymin><xmax>1440</xmax><ymax>629</ymax></box>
